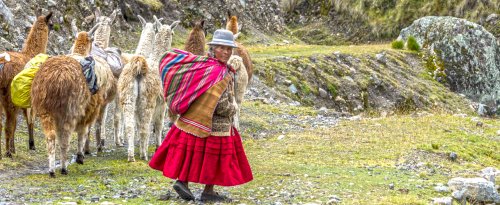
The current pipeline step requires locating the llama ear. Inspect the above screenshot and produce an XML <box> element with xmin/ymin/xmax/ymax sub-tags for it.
<box><xmin>44</xmin><ymin>12</ymin><xmax>53</xmax><ymax>23</ymax></box>
<box><xmin>109</xmin><ymin>9</ymin><xmax>119</xmax><ymax>23</ymax></box>
<box><xmin>170</xmin><ymin>20</ymin><xmax>180</xmax><ymax>30</ymax></box>
<box><xmin>200</xmin><ymin>20</ymin><xmax>205</xmax><ymax>28</ymax></box>
<box><xmin>227</xmin><ymin>11</ymin><xmax>231</xmax><ymax>19</ymax></box>
<box><xmin>88</xmin><ymin>22</ymin><xmax>101</xmax><ymax>37</ymax></box>
<box><xmin>238</xmin><ymin>23</ymin><xmax>242</xmax><ymax>32</ymax></box>
<box><xmin>95</xmin><ymin>8</ymin><xmax>102</xmax><ymax>20</ymax></box>
<box><xmin>153</xmin><ymin>15</ymin><xmax>162</xmax><ymax>26</ymax></box>
<box><xmin>137</xmin><ymin>15</ymin><xmax>147</xmax><ymax>27</ymax></box>
<box><xmin>233</xmin><ymin>32</ymin><xmax>240</xmax><ymax>41</ymax></box>
<box><xmin>71</xmin><ymin>19</ymin><xmax>78</xmax><ymax>37</ymax></box>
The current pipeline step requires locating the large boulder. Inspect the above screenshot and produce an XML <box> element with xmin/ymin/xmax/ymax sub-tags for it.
<box><xmin>447</xmin><ymin>177</ymin><xmax>500</xmax><ymax>204</ymax></box>
<box><xmin>398</xmin><ymin>16</ymin><xmax>500</xmax><ymax>114</ymax></box>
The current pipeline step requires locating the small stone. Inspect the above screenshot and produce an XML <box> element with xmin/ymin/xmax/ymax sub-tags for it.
<box><xmin>90</xmin><ymin>196</ymin><xmax>99</xmax><ymax>202</ymax></box>
<box><xmin>318</xmin><ymin>88</ymin><xmax>328</xmax><ymax>98</ymax></box>
<box><xmin>277</xmin><ymin>135</ymin><xmax>285</xmax><ymax>140</ymax></box>
<box><xmin>434</xmin><ymin>185</ymin><xmax>449</xmax><ymax>192</ymax></box>
<box><xmin>289</xmin><ymin>84</ymin><xmax>298</xmax><ymax>94</ymax></box>
<box><xmin>449</xmin><ymin>152</ymin><xmax>458</xmax><ymax>161</ymax></box>
<box><xmin>375</xmin><ymin>52</ymin><xmax>387</xmax><ymax>64</ymax></box>
<box><xmin>432</xmin><ymin>197</ymin><xmax>452</xmax><ymax>205</ymax></box>
<box><xmin>476</xmin><ymin>121</ymin><xmax>483</xmax><ymax>127</ymax></box>
<box><xmin>389</xmin><ymin>183</ymin><xmax>395</xmax><ymax>190</ymax></box>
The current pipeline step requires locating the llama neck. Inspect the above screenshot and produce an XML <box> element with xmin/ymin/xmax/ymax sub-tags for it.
<box><xmin>21</xmin><ymin>25</ymin><xmax>48</xmax><ymax>58</ymax></box>
<box><xmin>151</xmin><ymin>35</ymin><xmax>171</xmax><ymax>65</ymax></box>
<box><xmin>135</xmin><ymin>24</ymin><xmax>155</xmax><ymax>58</ymax></box>
<box><xmin>226</xmin><ymin>18</ymin><xmax>238</xmax><ymax>34</ymax></box>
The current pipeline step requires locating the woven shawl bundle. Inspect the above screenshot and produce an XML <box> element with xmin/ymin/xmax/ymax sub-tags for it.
<box><xmin>159</xmin><ymin>49</ymin><xmax>229</xmax><ymax>115</ymax></box>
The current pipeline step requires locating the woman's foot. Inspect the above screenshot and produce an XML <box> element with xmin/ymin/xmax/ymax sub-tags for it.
<box><xmin>200</xmin><ymin>192</ymin><xmax>231</xmax><ymax>202</ymax></box>
<box><xmin>173</xmin><ymin>180</ymin><xmax>195</xmax><ymax>201</ymax></box>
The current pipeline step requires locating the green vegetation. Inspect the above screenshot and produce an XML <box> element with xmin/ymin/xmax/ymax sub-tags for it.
<box><xmin>1</xmin><ymin>105</ymin><xmax>498</xmax><ymax>204</ymax></box>
<box><xmin>407</xmin><ymin>36</ymin><xmax>420</xmax><ymax>51</ymax></box>
<box><xmin>137</xmin><ymin>0</ymin><xmax>163</xmax><ymax>11</ymax></box>
<box><xmin>391</xmin><ymin>40</ymin><xmax>404</xmax><ymax>49</ymax></box>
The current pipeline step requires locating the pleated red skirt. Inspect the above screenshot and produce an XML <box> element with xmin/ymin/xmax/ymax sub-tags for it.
<box><xmin>149</xmin><ymin>125</ymin><xmax>253</xmax><ymax>186</ymax></box>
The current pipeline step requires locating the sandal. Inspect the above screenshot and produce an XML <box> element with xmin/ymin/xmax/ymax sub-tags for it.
<box><xmin>201</xmin><ymin>192</ymin><xmax>231</xmax><ymax>202</ymax></box>
<box><xmin>172</xmin><ymin>180</ymin><xmax>195</xmax><ymax>201</ymax></box>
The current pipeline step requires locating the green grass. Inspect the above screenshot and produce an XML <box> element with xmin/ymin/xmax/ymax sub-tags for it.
<box><xmin>1</xmin><ymin>107</ymin><xmax>499</xmax><ymax>204</ymax></box>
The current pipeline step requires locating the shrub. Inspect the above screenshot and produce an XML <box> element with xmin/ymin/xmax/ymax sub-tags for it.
<box><xmin>391</xmin><ymin>40</ymin><xmax>404</xmax><ymax>49</ymax></box>
<box><xmin>53</xmin><ymin>23</ymin><xmax>61</xmax><ymax>32</ymax></box>
<box><xmin>407</xmin><ymin>36</ymin><xmax>420</xmax><ymax>51</ymax></box>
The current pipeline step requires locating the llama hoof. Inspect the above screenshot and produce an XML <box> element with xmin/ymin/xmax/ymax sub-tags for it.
<box><xmin>5</xmin><ymin>152</ymin><xmax>12</xmax><ymax>158</ymax></box>
<box><xmin>128</xmin><ymin>156</ymin><xmax>136</xmax><ymax>162</ymax></box>
<box><xmin>84</xmin><ymin>151</ymin><xmax>91</xmax><ymax>155</ymax></box>
<box><xmin>116</xmin><ymin>143</ymin><xmax>124</xmax><ymax>147</ymax></box>
<box><xmin>61</xmin><ymin>168</ymin><xmax>68</xmax><ymax>175</ymax></box>
<box><xmin>76</xmin><ymin>153</ymin><xmax>85</xmax><ymax>164</ymax></box>
<box><xmin>140</xmin><ymin>156</ymin><xmax>147</xmax><ymax>161</ymax></box>
<box><xmin>97</xmin><ymin>147</ymin><xmax>103</xmax><ymax>153</ymax></box>
<box><xmin>29</xmin><ymin>144</ymin><xmax>36</xmax><ymax>151</ymax></box>
<box><xmin>49</xmin><ymin>172</ymin><xmax>55</xmax><ymax>178</ymax></box>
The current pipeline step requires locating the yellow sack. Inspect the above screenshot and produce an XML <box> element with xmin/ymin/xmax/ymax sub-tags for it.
<box><xmin>11</xmin><ymin>53</ymin><xmax>50</xmax><ymax>108</ymax></box>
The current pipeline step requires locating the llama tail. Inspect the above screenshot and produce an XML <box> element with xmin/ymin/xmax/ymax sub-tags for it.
<box><xmin>0</xmin><ymin>52</ymin><xmax>11</xmax><ymax>62</ymax></box>
<box><xmin>128</xmin><ymin>55</ymin><xmax>149</xmax><ymax>75</ymax></box>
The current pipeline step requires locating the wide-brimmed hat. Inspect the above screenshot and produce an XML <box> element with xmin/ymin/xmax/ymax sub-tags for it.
<box><xmin>207</xmin><ymin>29</ymin><xmax>237</xmax><ymax>48</ymax></box>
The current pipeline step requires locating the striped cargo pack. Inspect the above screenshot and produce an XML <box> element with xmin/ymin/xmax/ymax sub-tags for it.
<box><xmin>159</xmin><ymin>49</ymin><xmax>230</xmax><ymax>115</ymax></box>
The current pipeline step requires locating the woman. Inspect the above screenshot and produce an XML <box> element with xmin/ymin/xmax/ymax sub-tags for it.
<box><xmin>149</xmin><ymin>29</ymin><xmax>253</xmax><ymax>202</ymax></box>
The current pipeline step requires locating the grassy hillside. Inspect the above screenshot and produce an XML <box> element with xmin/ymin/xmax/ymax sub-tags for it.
<box><xmin>284</xmin><ymin>0</ymin><xmax>500</xmax><ymax>43</ymax></box>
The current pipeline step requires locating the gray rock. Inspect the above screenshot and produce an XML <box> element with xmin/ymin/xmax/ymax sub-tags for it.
<box><xmin>479</xmin><ymin>167</ymin><xmax>499</xmax><ymax>184</ymax></box>
<box><xmin>398</xmin><ymin>16</ymin><xmax>500</xmax><ymax>109</ymax></box>
<box><xmin>0</xmin><ymin>1</ymin><xmax>14</xmax><ymax>26</ymax></box>
<box><xmin>289</xmin><ymin>84</ymin><xmax>298</xmax><ymax>94</ymax></box>
<box><xmin>434</xmin><ymin>184</ymin><xmax>449</xmax><ymax>192</ymax></box>
<box><xmin>375</xmin><ymin>52</ymin><xmax>387</xmax><ymax>64</ymax></box>
<box><xmin>389</xmin><ymin>183</ymin><xmax>395</xmax><ymax>190</ymax></box>
<box><xmin>486</xmin><ymin>14</ymin><xmax>499</xmax><ymax>23</ymax></box>
<box><xmin>432</xmin><ymin>197</ymin><xmax>452</xmax><ymax>205</ymax></box>
<box><xmin>449</xmin><ymin>152</ymin><xmax>458</xmax><ymax>161</ymax></box>
<box><xmin>319</xmin><ymin>88</ymin><xmax>328</xmax><ymax>98</ymax></box>
<box><xmin>448</xmin><ymin>177</ymin><xmax>500</xmax><ymax>203</ymax></box>
<box><xmin>90</xmin><ymin>196</ymin><xmax>100</xmax><ymax>202</ymax></box>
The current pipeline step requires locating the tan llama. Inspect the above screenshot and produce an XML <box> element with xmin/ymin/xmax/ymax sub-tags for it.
<box><xmin>184</xmin><ymin>20</ymin><xmax>206</xmax><ymax>55</ymax></box>
<box><xmin>31</xmin><ymin>28</ymin><xmax>101</xmax><ymax>177</ymax></box>
<box><xmin>0</xmin><ymin>12</ymin><xmax>53</xmax><ymax>158</ymax></box>
<box><xmin>226</xmin><ymin>13</ymin><xmax>253</xmax><ymax>83</ymax></box>
<box><xmin>118</xmin><ymin>18</ymin><xmax>178</xmax><ymax>162</ymax></box>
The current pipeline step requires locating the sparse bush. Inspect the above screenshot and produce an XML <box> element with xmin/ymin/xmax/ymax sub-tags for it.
<box><xmin>391</xmin><ymin>40</ymin><xmax>404</xmax><ymax>49</ymax></box>
<box><xmin>407</xmin><ymin>36</ymin><xmax>420</xmax><ymax>51</ymax></box>
<box><xmin>431</xmin><ymin>143</ymin><xmax>439</xmax><ymax>150</ymax></box>
<box><xmin>53</xmin><ymin>23</ymin><xmax>61</xmax><ymax>32</ymax></box>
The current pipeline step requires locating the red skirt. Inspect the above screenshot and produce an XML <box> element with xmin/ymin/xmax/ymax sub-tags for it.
<box><xmin>149</xmin><ymin>125</ymin><xmax>253</xmax><ymax>186</ymax></box>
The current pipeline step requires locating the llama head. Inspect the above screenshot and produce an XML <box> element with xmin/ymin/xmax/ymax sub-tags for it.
<box><xmin>154</xmin><ymin>19</ymin><xmax>180</xmax><ymax>52</ymax></box>
<box><xmin>192</xmin><ymin>20</ymin><xmax>205</xmax><ymax>36</ymax></box>
<box><xmin>226</xmin><ymin>12</ymin><xmax>239</xmax><ymax>34</ymax></box>
<box><xmin>134</xmin><ymin>15</ymin><xmax>156</xmax><ymax>57</ymax></box>
<box><xmin>21</xmin><ymin>11</ymin><xmax>53</xmax><ymax>57</ymax></box>
<box><xmin>71</xmin><ymin>22</ymin><xmax>100</xmax><ymax>55</ymax></box>
<box><xmin>93</xmin><ymin>8</ymin><xmax>119</xmax><ymax>48</ymax></box>
<box><xmin>228</xmin><ymin>55</ymin><xmax>244</xmax><ymax>71</ymax></box>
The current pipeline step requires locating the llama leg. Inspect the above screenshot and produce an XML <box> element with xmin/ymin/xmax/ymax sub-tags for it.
<box><xmin>23</xmin><ymin>108</ymin><xmax>35</xmax><ymax>150</ymax></box>
<box><xmin>75</xmin><ymin>125</ymin><xmax>89</xmax><ymax>165</ymax></box>
<box><xmin>58</xmin><ymin>128</ymin><xmax>72</xmax><ymax>175</ymax></box>
<box><xmin>0</xmin><ymin>105</ymin><xmax>3</xmax><ymax>159</ymax></box>
<box><xmin>40</xmin><ymin>116</ymin><xmax>56</xmax><ymax>177</ymax></box>
<box><xmin>153</xmin><ymin>102</ymin><xmax>166</xmax><ymax>150</ymax></box>
<box><xmin>5</xmin><ymin>106</ymin><xmax>19</xmax><ymax>157</ymax></box>
<box><xmin>84</xmin><ymin>131</ymin><xmax>91</xmax><ymax>155</ymax></box>
<box><xmin>234</xmin><ymin>108</ymin><xmax>240</xmax><ymax>130</ymax></box>
<box><xmin>138</xmin><ymin>109</ymin><xmax>153</xmax><ymax>161</ymax></box>
<box><xmin>113</xmin><ymin>99</ymin><xmax>124</xmax><ymax>147</ymax></box>
<box><xmin>123</xmin><ymin>100</ymin><xmax>136</xmax><ymax>161</ymax></box>
<box><xmin>95</xmin><ymin>104</ymin><xmax>108</xmax><ymax>152</ymax></box>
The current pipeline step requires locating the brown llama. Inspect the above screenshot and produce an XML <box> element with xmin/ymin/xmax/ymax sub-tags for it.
<box><xmin>32</xmin><ymin>27</ymin><xmax>102</xmax><ymax>177</ymax></box>
<box><xmin>226</xmin><ymin>13</ymin><xmax>253</xmax><ymax>83</ymax></box>
<box><xmin>0</xmin><ymin>12</ymin><xmax>53</xmax><ymax>158</ymax></box>
<box><xmin>184</xmin><ymin>20</ymin><xmax>206</xmax><ymax>55</ymax></box>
